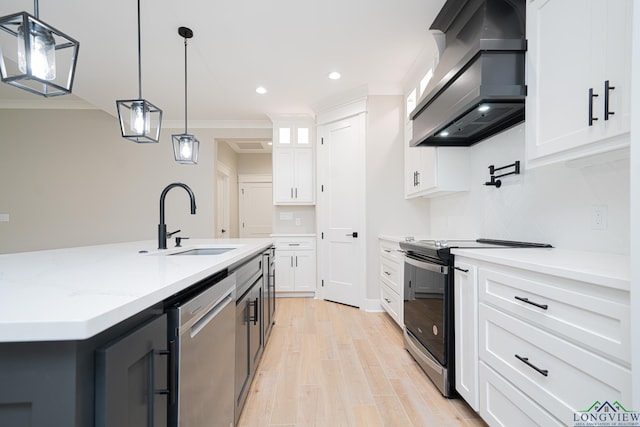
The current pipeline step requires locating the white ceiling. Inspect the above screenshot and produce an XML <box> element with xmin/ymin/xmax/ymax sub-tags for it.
<box><xmin>0</xmin><ymin>0</ymin><xmax>444</xmax><ymax>123</ymax></box>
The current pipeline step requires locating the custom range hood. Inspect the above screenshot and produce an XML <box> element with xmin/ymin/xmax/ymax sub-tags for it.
<box><xmin>410</xmin><ymin>0</ymin><xmax>526</xmax><ymax>147</ymax></box>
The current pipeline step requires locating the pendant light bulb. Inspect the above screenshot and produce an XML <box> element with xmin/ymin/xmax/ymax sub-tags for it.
<box><xmin>130</xmin><ymin>101</ymin><xmax>150</xmax><ymax>134</ymax></box>
<box><xmin>180</xmin><ymin>136</ymin><xmax>192</xmax><ymax>159</ymax></box>
<box><xmin>17</xmin><ymin>22</ymin><xmax>56</xmax><ymax>81</ymax></box>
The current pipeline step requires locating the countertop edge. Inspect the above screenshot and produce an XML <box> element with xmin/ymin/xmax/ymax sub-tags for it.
<box><xmin>0</xmin><ymin>239</ymin><xmax>274</xmax><ymax>343</ymax></box>
<box><xmin>452</xmin><ymin>247</ymin><xmax>630</xmax><ymax>291</ymax></box>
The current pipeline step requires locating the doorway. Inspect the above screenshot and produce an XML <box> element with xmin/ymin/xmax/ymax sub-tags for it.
<box><xmin>317</xmin><ymin>112</ymin><xmax>366</xmax><ymax>308</ymax></box>
<box><xmin>239</xmin><ymin>175</ymin><xmax>273</xmax><ymax>238</ymax></box>
<box><xmin>216</xmin><ymin>162</ymin><xmax>231</xmax><ymax>238</ymax></box>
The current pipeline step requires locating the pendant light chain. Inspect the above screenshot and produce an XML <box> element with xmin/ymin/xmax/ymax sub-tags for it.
<box><xmin>137</xmin><ymin>0</ymin><xmax>142</xmax><ymax>99</ymax></box>
<box><xmin>184</xmin><ymin>36</ymin><xmax>188</xmax><ymax>134</ymax></box>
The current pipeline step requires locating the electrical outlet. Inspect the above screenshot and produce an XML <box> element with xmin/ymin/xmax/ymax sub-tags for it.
<box><xmin>295</xmin><ymin>218</ymin><xmax>301</xmax><ymax>226</ymax></box>
<box><xmin>591</xmin><ymin>205</ymin><xmax>607</xmax><ymax>230</ymax></box>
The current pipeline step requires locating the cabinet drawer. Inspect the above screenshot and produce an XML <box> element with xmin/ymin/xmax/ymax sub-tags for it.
<box><xmin>380</xmin><ymin>257</ymin><xmax>401</xmax><ymax>293</ymax></box>
<box><xmin>274</xmin><ymin>237</ymin><xmax>315</xmax><ymax>250</ymax></box>
<box><xmin>478</xmin><ymin>267</ymin><xmax>630</xmax><ymax>364</ymax></box>
<box><xmin>379</xmin><ymin>240</ymin><xmax>403</xmax><ymax>263</ymax></box>
<box><xmin>479</xmin><ymin>362</ymin><xmax>563</xmax><ymax>427</ymax></box>
<box><xmin>381</xmin><ymin>283</ymin><xmax>401</xmax><ymax>327</ymax></box>
<box><xmin>479</xmin><ymin>303</ymin><xmax>631</xmax><ymax>423</ymax></box>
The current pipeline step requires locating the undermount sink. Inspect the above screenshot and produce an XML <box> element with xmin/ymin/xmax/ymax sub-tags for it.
<box><xmin>170</xmin><ymin>247</ymin><xmax>236</xmax><ymax>256</ymax></box>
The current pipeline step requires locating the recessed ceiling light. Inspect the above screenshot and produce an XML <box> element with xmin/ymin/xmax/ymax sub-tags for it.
<box><xmin>439</xmin><ymin>131</ymin><xmax>450</xmax><ymax>137</ymax></box>
<box><xmin>328</xmin><ymin>72</ymin><xmax>341</xmax><ymax>80</ymax></box>
<box><xmin>478</xmin><ymin>104</ymin><xmax>490</xmax><ymax>112</ymax></box>
<box><xmin>267</xmin><ymin>141</ymin><xmax>273</xmax><ymax>146</ymax></box>
<box><xmin>256</xmin><ymin>86</ymin><xmax>267</xmax><ymax>94</ymax></box>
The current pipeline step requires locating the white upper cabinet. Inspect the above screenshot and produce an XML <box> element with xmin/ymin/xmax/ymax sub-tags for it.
<box><xmin>525</xmin><ymin>0</ymin><xmax>632</xmax><ymax>168</ymax></box>
<box><xmin>272</xmin><ymin>117</ymin><xmax>315</xmax><ymax>204</ymax></box>
<box><xmin>404</xmin><ymin>116</ymin><xmax>470</xmax><ymax>199</ymax></box>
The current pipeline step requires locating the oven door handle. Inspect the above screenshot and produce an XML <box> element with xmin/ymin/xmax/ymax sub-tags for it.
<box><xmin>405</xmin><ymin>256</ymin><xmax>449</xmax><ymax>275</ymax></box>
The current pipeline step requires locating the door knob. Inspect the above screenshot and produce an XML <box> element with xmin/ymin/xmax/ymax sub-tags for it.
<box><xmin>345</xmin><ymin>232</ymin><xmax>358</xmax><ymax>238</ymax></box>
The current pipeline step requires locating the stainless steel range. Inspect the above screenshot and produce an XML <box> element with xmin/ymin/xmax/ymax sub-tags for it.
<box><xmin>399</xmin><ymin>238</ymin><xmax>552</xmax><ymax>397</ymax></box>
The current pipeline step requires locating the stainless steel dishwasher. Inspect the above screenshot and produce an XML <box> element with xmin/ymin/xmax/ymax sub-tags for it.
<box><xmin>167</xmin><ymin>272</ymin><xmax>236</xmax><ymax>427</ymax></box>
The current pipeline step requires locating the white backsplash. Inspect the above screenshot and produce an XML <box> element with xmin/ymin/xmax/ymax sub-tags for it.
<box><xmin>429</xmin><ymin>124</ymin><xmax>630</xmax><ymax>254</ymax></box>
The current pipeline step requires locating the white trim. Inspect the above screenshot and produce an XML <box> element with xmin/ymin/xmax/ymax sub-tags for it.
<box><xmin>216</xmin><ymin>161</ymin><xmax>231</xmax><ymax>177</ymax></box>
<box><xmin>162</xmin><ymin>119</ymin><xmax>273</xmax><ymax>129</ymax></box>
<box><xmin>276</xmin><ymin>292</ymin><xmax>315</xmax><ymax>298</ymax></box>
<box><xmin>316</xmin><ymin>97</ymin><xmax>368</xmax><ymax>125</ymax></box>
<box><xmin>362</xmin><ymin>299</ymin><xmax>385</xmax><ymax>313</ymax></box>
<box><xmin>0</xmin><ymin>100</ymin><xmax>98</xmax><ymax>110</ymax></box>
<box><xmin>238</xmin><ymin>174</ymin><xmax>272</xmax><ymax>183</ymax></box>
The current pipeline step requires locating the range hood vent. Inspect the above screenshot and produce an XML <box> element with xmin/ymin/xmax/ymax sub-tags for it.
<box><xmin>410</xmin><ymin>0</ymin><xmax>526</xmax><ymax>147</ymax></box>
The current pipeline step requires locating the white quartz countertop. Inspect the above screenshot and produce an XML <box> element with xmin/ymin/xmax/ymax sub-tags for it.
<box><xmin>452</xmin><ymin>247</ymin><xmax>629</xmax><ymax>290</ymax></box>
<box><xmin>0</xmin><ymin>238</ymin><xmax>273</xmax><ymax>343</ymax></box>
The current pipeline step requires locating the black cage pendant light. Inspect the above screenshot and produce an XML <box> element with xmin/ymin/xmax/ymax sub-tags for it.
<box><xmin>115</xmin><ymin>0</ymin><xmax>162</xmax><ymax>143</ymax></box>
<box><xmin>0</xmin><ymin>0</ymin><xmax>80</xmax><ymax>97</ymax></box>
<box><xmin>172</xmin><ymin>26</ymin><xmax>199</xmax><ymax>164</ymax></box>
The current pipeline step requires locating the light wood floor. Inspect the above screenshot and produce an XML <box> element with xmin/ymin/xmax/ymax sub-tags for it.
<box><xmin>237</xmin><ymin>298</ymin><xmax>487</xmax><ymax>427</ymax></box>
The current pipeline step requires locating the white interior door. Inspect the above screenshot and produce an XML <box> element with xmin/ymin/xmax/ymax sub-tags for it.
<box><xmin>216</xmin><ymin>164</ymin><xmax>230</xmax><ymax>238</ymax></box>
<box><xmin>239</xmin><ymin>176</ymin><xmax>273</xmax><ymax>238</ymax></box>
<box><xmin>317</xmin><ymin>114</ymin><xmax>366</xmax><ymax>307</ymax></box>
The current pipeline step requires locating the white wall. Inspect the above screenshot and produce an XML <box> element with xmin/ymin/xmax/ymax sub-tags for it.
<box><xmin>238</xmin><ymin>153</ymin><xmax>272</xmax><ymax>175</ymax></box>
<box><xmin>216</xmin><ymin>141</ymin><xmax>239</xmax><ymax>237</ymax></box>
<box><xmin>0</xmin><ymin>108</ymin><xmax>273</xmax><ymax>253</ymax></box>
<box><xmin>365</xmin><ymin>95</ymin><xmax>430</xmax><ymax>300</ymax></box>
<box><xmin>429</xmin><ymin>124</ymin><xmax>630</xmax><ymax>254</ymax></box>
<box><xmin>272</xmin><ymin>206</ymin><xmax>316</xmax><ymax>234</ymax></box>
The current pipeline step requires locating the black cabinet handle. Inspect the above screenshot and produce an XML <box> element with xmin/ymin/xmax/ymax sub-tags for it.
<box><xmin>149</xmin><ymin>348</ymin><xmax>172</xmax><ymax>426</ymax></box>
<box><xmin>416</xmin><ymin>171</ymin><xmax>421</xmax><ymax>186</ymax></box>
<box><xmin>454</xmin><ymin>267</ymin><xmax>469</xmax><ymax>273</ymax></box>
<box><xmin>253</xmin><ymin>297</ymin><xmax>259</xmax><ymax>325</ymax></box>
<box><xmin>384</xmin><ymin>271</ymin><xmax>391</xmax><ymax>276</ymax></box>
<box><xmin>604</xmin><ymin>80</ymin><xmax>615</xmax><ymax>120</ymax></box>
<box><xmin>295</xmin><ymin>256</ymin><xmax>298</xmax><ymax>267</ymax></box>
<box><xmin>589</xmin><ymin>88</ymin><xmax>599</xmax><ymax>126</ymax></box>
<box><xmin>515</xmin><ymin>354</ymin><xmax>548</xmax><ymax>377</ymax></box>
<box><xmin>514</xmin><ymin>296</ymin><xmax>548</xmax><ymax>310</ymax></box>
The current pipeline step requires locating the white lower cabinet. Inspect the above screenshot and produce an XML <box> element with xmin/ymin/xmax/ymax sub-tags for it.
<box><xmin>453</xmin><ymin>256</ymin><xmax>630</xmax><ymax>426</ymax></box>
<box><xmin>479</xmin><ymin>362</ymin><xmax>563</xmax><ymax>427</ymax></box>
<box><xmin>274</xmin><ymin>236</ymin><xmax>316</xmax><ymax>295</ymax></box>
<box><xmin>379</xmin><ymin>238</ymin><xmax>404</xmax><ymax>327</ymax></box>
<box><xmin>453</xmin><ymin>259</ymin><xmax>478</xmax><ymax>410</ymax></box>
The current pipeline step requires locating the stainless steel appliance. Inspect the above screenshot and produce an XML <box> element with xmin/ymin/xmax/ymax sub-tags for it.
<box><xmin>400</xmin><ymin>239</ymin><xmax>552</xmax><ymax>397</ymax></box>
<box><xmin>166</xmin><ymin>271</ymin><xmax>236</xmax><ymax>427</ymax></box>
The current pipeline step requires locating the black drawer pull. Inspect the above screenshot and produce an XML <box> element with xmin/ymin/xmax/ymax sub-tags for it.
<box><xmin>604</xmin><ymin>80</ymin><xmax>615</xmax><ymax>120</ymax></box>
<box><xmin>454</xmin><ymin>267</ymin><xmax>469</xmax><ymax>273</ymax></box>
<box><xmin>589</xmin><ymin>88</ymin><xmax>599</xmax><ymax>126</ymax></box>
<box><xmin>514</xmin><ymin>296</ymin><xmax>548</xmax><ymax>310</ymax></box>
<box><xmin>384</xmin><ymin>271</ymin><xmax>391</xmax><ymax>276</ymax></box>
<box><xmin>515</xmin><ymin>354</ymin><xmax>548</xmax><ymax>377</ymax></box>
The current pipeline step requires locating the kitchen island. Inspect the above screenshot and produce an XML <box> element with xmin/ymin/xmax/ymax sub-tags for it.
<box><xmin>0</xmin><ymin>238</ymin><xmax>273</xmax><ymax>427</ymax></box>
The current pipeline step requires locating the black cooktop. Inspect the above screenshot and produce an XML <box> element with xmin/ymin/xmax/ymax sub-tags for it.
<box><xmin>399</xmin><ymin>238</ymin><xmax>553</xmax><ymax>264</ymax></box>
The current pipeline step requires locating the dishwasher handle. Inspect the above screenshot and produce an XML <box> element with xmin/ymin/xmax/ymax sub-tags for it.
<box><xmin>189</xmin><ymin>288</ymin><xmax>234</xmax><ymax>339</ymax></box>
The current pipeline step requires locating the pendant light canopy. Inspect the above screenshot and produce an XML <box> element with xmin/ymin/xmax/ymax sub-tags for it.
<box><xmin>172</xmin><ymin>26</ymin><xmax>199</xmax><ymax>165</ymax></box>
<box><xmin>0</xmin><ymin>0</ymin><xmax>80</xmax><ymax>97</ymax></box>
<box><xmin>116</xmin><ymin>0</ymin><xmax>162</xmax><ymax>143</ymax></box>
